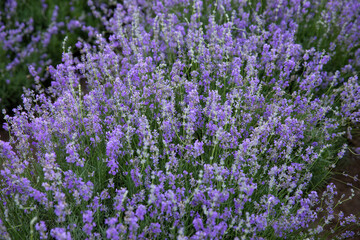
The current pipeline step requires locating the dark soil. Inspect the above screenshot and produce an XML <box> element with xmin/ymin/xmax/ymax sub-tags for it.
<box><xmin>318</xmin><ymin>129</ymin><xmax>360</xmax><ymax>239</ymax></box>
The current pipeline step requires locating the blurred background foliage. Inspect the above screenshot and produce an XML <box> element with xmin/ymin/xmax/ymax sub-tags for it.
<box><xmin>0</xmin><ymin>0</ymin><xmax>116</xmax><ymax>118</ymax></box>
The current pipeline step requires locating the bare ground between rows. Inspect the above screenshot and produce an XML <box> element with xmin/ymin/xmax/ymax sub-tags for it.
<box><xmin>313</xmin><ymin>127</ymin><xmax>360</xmax><ymax>240</ymax></box>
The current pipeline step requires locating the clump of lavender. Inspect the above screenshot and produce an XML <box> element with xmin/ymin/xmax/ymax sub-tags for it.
<box><xmin>0</xmin><ymin>0</ymin><xmax>359</xmax><ymax>239</ymax></box>
<box><xmin>0</xmin><ymin>0</ymin><xmax>115</xmax><ymax>115</ymax></box>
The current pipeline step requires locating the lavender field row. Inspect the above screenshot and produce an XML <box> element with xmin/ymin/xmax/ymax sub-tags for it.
<box><xmin>0</xmin><ymin>0</ymin><xmax>360</xmax><ymax>239</ymax></box>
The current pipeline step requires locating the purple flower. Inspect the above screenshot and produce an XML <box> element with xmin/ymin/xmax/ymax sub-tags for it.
<box><xmin>149</xmin><ymin>222</ymin><xmax>162</xmax><ymax>236</ymax></box>
<box><xmin>82</xmin><ymin>210</ymin><xmax>95</xmax><ymax>235</ymax></box>
<box><xmin>193</xmin><ymin>217</ymin><xmax>204</xmax><ymax>231</ymax></box>
<box><xmin>35</xmin><ymin>221</ymin><xmax>47</xmax><ymax>239</ymax></box>
<box><xmin>114</xmin><ymin>188</ymin><xmax>128</xmax><ymax>212</ymax></box>
<box><xmin>136</xmin><ymin>204</ymin><xmax>147</xmax><ymax>221</ymax></box>
<box><xmin>50</xmin><ymin>228</ymin><xmax>72</xmax><ymax>240</ymax></box>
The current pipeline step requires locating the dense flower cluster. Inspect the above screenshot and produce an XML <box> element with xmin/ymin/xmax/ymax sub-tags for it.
<box><xmin>0</xmin><ymin>0</ymin><xmax>115</xmax><ymax>113</ymax></box>
<box><xmin>0</xmin><ymin>0</ymin><xmax>360</xmax><ymax>239</ymax></box>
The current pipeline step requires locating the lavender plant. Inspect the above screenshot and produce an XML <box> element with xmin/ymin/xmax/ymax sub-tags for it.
<box><xmin>0</xmin><ymin>0</ymin><xmax>359</xmax><ymax>239</ymax></box>
<box><xmin>0</xmin><ymin>0</ymin><xmax>115</xmax><ymax>116</ymax></box>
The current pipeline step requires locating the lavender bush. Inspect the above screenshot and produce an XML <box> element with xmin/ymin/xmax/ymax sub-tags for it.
<box><xmin>0</xmin><ymin>0</ymin><xmax>115</xmax><ymax>115</ymax></box>
<box><xmin>0</xmin><ymin>0</ymin><xmax>360</xmax><ymax>239</ymax></box>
